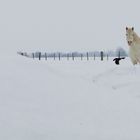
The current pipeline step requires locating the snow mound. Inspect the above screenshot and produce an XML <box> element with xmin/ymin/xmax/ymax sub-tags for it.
<box><xmin>0</xmin><ymin>55</ymin><xmax>140</xmax><ymax>140</ymax></box>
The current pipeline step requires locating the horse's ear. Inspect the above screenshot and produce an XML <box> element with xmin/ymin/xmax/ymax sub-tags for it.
<box><xmin>126</xmin><ymin>27</ymin><xmax>128</xmax><ymax>30</ymax></box>
<box><xmin>132</xmin><ymin>27</ymin><xmax>134</xmax><ymax>31</ymax></box>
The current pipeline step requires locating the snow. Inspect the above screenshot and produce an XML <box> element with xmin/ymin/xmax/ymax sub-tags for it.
<box><xmin>1</xmin><ymin>55</ymin><xmax>140</xmax><ymax>140</ymax></box>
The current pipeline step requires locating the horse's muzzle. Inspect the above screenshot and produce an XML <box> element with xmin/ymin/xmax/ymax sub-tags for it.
<box><xmin>128</xmin><ymin>41</ymin><xmax>133</xmax><ymax>45</ymax></box>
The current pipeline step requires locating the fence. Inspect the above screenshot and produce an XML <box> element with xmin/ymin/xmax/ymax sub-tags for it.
<box><xmin>17</xmin><ymin>51</ymin><xmax>128</xmax><ymax>61</ymax></box>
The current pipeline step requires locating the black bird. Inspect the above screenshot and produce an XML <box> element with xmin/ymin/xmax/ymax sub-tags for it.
<box><xmin>113</xmin><ymin>57</ymin><xmax>125</xmax><ymax>65</ymax></box>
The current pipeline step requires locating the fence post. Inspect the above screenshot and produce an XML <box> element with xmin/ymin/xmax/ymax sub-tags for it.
<box><xmin>39</xmin><ymin>52</ymin><xmax>41</xmax><ymax>60</ymax></box>
<box><xmin>72</xmin><ymin>53</ymin><xmax>74</xmax><ymax>60</ymax></box>
<box><xmin>32</xmin><ymin>53</ymin><xmax>34</xmax><ymax>59</ymax></box>
<box><xmin>87</xmin><ymin>52</ymin><xmax>89</xmax><ymax>60</ymax></box>
<box><xmin>54</xmin><ymin>53</ymin><xmax>55</xmax><ymax>60</ymax></box>
<box><xmin>58</xmin><ymin>53</ymin><xmax>61</xmax><ymax>61</ymax></box>
<box><xmin>118</xmin><ymin>51</ymin><xmax>120</xmax><ymax>58</ymax></box>
<box><xmin>81</xmin><ymin>53</ymin><xmax>83</xmax><ymax>60</ymax></box>
<box><xmin>67</xmin><ymin>53</ymin><xmax>69</xmax><ymax>60</ymax></box>
<box><xmin>101</xmin><ymin>51</ymin><xmax>103</xmax><ymax>61</ymax></box>
<box><xmin>107</xmin><ymin>54</ymin><xmax>109</xmax><ymax>61</ymax></box>
<box><xmin>45</xmin><ymin>53</ymin><xmax>47</xmax><ymax>60</ymax></box>
<box><xmin>94</xmin><ymin>53</ymin><xmax>96</xmax><ymax>60</ymax></box>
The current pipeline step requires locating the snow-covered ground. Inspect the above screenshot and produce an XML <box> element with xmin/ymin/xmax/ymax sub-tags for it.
<box><xmin>1</xmin><ymin>55</ymin><xmax>140</xmax><ymax>140</ymax></box>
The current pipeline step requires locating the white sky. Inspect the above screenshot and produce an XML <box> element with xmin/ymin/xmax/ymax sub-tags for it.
<box><xmin>0</xmin><ymin>0</ymin><xmax>140</xmax><ymax>54</ymax></box>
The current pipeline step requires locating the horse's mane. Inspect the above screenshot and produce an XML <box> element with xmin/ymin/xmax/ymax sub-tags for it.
<box><xmin>133</xmin><ymin>31</ymin><xmax>140</xmax><ymax>43</ymax></box>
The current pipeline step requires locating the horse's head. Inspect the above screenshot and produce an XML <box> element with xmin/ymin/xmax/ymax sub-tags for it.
<box><xmin>126</xmin><ymin>27</ymin><xmax>135</xmax><ymax>46</ymax></box>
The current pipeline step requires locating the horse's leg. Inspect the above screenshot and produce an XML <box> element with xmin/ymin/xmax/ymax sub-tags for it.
<box><xmin>132</xmin><ymin>59</ymin><xmax>137</xmax><ymax>65</ymax></box>
<box><xmin>137</xmin><ymin>57</ymin><xmax>140</xmax><ymax>64</ymax></box>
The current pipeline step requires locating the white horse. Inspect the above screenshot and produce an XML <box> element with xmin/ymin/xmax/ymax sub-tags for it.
<box><xmin>126</xmin><ymin>27</ymin><xmax>140</xmax><ymax>65</ymax></box>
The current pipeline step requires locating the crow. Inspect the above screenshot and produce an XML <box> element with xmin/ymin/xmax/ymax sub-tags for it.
<box><xmin>113</xmin><ymin>57</ymin><xmax>125</xmax><ymax>65</ymax></box>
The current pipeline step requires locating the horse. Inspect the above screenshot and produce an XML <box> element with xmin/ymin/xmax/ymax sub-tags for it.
<box><xmin>126</xmin><ymin>27</ymin><xmax>140</xmax><ymax>65</ymax></box>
